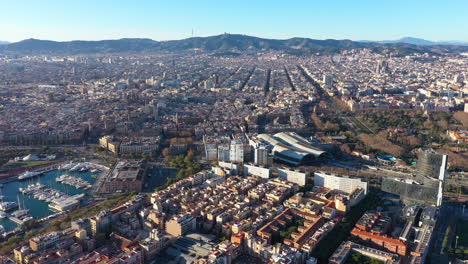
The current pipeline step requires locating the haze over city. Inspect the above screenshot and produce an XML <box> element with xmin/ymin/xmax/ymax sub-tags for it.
<box><xmin>1</xmin><ymin>0</ymin><xmax>468</xmax><ymax>42</ymax></box>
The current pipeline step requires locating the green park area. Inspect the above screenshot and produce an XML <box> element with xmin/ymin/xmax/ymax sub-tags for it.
<box><xmin>310</xmin><ymin>192</ymin><xmax>382</xmax><ymax>263</ymax></box>
<box><xmin>155</xmin><ymin>150</ymin><xmax>202</xmax><ymax>191</ymax></box>
<box><xmin>448</xmin><ymin>218</ymin><xmax>468</xmax><ymax>260</ymax></box>
<box><xmin>345</xmin><ymin>252</ymin><xmax>383</xmax><ymax>264</ymax></box>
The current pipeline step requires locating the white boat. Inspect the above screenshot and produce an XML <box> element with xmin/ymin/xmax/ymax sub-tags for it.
<box><xmin>22</xmin><ymin>216</ymin><xmax>34</xmax><ymax>222</ymax></box>
<box><xmin>12</xmin><ymin>209</ymin><xmax>29</xmax><ymax>218</ymax></box>
<box><xmin>18</xmin><ymin>171</ymin><xmax>42</xmax><ymax>180</ymax></box>
<box><xmin>0</xmin><ymin>211</ymin><xmax>7</xmax><ymax>219</ymax></box>
<box><xmin>56</xmin><ymin>174</ymin><xmax>68</xmax><ymax>183</ymax></box>
<box><xmin>0</xmin><ymin>202</ymin><xmax>18</xmax><ymax>211</ymax></box>
<box><xmin>59</xmin><ymin>162</ymin><xmax>75</xmax><ymax>170</ymax></box>
<box><xmin>70</xmin><ymin>164</ymin><xmax>84</xmax><ymax>172</ymax></box>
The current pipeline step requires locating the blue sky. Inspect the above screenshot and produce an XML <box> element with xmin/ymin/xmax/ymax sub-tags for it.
<box><xmin>1</xmin><ymin>0</ymin><xmax>467</xmax><ymax>42</ymax></box>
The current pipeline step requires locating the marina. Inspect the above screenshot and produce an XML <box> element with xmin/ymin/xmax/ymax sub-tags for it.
<box><xmin>20</xmin><ymin>183</ymin><xmax>86</xmax><ymax>212</ymax></box>
<box><xmin>59</xmin><ymin>161</ymin><xmax>104</xmax><ymax>173</ymax></box>
<box><xmin>56</xmin><ymin>174</ymin><xmax>92</xmax><ymax>189</ymax></box>
<box><xmin>1</xmin><ymin>212</ymin><xmax>29</xmax><ymax>226</ymax></box>
<box><xmin>20</xmin><ymin>183</ymin><xmax>69</xmax><ymax>203</ymax></box>
<box><xmin>0</xmin><ymin>168</ymin><xmax>99</xmax><ymax>233</ymax></box>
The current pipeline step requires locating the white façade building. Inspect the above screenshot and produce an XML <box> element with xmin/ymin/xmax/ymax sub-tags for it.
<box><xmin>314</xmin><ymin>171</ymin><xmax>368</xmax><ymax>195</ymax></box>
<box><xmin>277</xmin><ymin>168</ymin><xmax>307</xmax><ymax>186</ymax></box>
<box><xmin>244</xmin><ymin>164</ymin><xmax>271</xmax><ymax>179</ymax></box>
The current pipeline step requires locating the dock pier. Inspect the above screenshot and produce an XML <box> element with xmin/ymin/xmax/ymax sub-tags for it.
<box><xmin>6</xmin><ymin>213</ymin><xmax>24</xmax><ymax>225</ymax></box>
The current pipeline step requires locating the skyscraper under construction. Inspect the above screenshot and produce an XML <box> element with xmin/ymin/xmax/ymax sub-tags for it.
<box><xmin>381</xmin><ymin>150</ymin><xmax>447</xmax><ymax>206</ymax></box>
<box><xmin>416</xmin><ymin>150</ymin><xmax>448</xmax><ymax>185</ymax></box>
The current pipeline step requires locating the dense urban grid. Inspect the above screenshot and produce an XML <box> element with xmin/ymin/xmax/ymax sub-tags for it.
<box><xmin>0</xmin><ymin>39</ymin><xmax>467</xmax><ymax>264</ymax></box>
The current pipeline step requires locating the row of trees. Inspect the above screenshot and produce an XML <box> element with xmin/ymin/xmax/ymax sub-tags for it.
<box><xmin>310</xmin><ymin>192</ymin><xmax>382</xmax><ymax>263</ymax></box>
<box><xmin>361</xmin><ymin>110</ymin><xmax>428</xmax><ymax>130</ymax></box>
<box><xmin>311</xmin><ymin>112</ymin><xmax>348</xmax><ymax>135</ymax></box>
<box><xmin>360</xmin><ymin>110</ymin><xmax>460</xmax><ymax>147</ymax></box>
<box><xmin>445</xmin><ymin>184</ymin><xmax>468</xmax><ymax>195</ymax></box>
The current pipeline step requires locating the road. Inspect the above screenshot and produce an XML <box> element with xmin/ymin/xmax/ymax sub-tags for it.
<box><xmin>297</xmin><ymin>65</ymin><xmax>375</xmax><ymax>136</ymax></box>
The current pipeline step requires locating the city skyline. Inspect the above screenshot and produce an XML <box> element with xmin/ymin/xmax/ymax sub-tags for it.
<box><xmin>1</xmin><ymin>0</ymin><xmax>467</xmax><ymax>42</ymax></box>
<box><xmin>0</xmin><ymin>1</ymin><xmax>467</xmax><ymax>263</ymax></box>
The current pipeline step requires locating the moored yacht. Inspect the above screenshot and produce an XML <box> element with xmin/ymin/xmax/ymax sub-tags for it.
<box><xmin>0</xmin><ymin>211</ymin><xmax>7</xmax><ymax>219</ymax></box>
<box><xmin>11</xmin><ymin>209</ymin><xmax>30</xmax><ymax>218</ymax></box>
<box><xmin>18</xmin><ymin>171</ymin><xmax>42</xmax><ymax>180</ymax></box>
<box><xmin>0</xmin><ymin>201</ymin><xmax>18</xmax><ymax>211</ymax></box>
<box><xmin>59</xmin><ymin>162</ymin><xmax>75</xmax><ymax>170</ymax></box>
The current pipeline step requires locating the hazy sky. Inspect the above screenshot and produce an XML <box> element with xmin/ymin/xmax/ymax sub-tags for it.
<box><xmin>1</xmin><ymin>0</ymin><xmax>467</xmax><ymax>42</ymax></box>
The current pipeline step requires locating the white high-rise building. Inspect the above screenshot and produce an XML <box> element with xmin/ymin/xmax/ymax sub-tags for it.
<box><xmin>254</xmin><ymin>144</ymin><xmax>268</xmax><ymax>166</ymax></box>
<box><xmin>218</xmin><ymin>144</ymin><xmax>230</xmax><ymax>162</ymax></box>
<box><xmin>229</xmin><ymin>139</ymin><xmax>244</xmax><ymax>163</ymax></box>
<box><xmin>204</xmin><ymin>144</ymin><xmax>218</xmax><ymax>161</ymax></box>
<box><xmin>314</xmin><ymin>171</ymin><xmax>368</xmax><ymax>195</ymax></box>
<box><xmin>416</xmin><ymin>150</ymin><xmax>448</xmax><ymax>207</ymax></box>
<box><xmin>204</xmin><ymin>79</ymin><xmax>214</xmax><ymax>89</ymax></box>
<box><xmin>323</xmin><ymin>74</ymin><xmax>333</xmax><ymax>88</ymax></box>
<box><xmin>244</xmin><ymin>164</ymin><xmax>271</xmax><ymax>179</ymax></box>
<box><xmin>453</xmin><ymin>74</ymin><xmax>464</xmax><ymax>84</ymax></box>
<box><xmin>278</xmin><ymin>168</ymin><xmax>307</xmax><ymax>186</ymax></box>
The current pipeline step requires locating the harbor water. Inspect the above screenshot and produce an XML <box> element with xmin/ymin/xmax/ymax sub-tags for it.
<box><xmin>0</xmin><ymin>170</ymin><xmax>97</xmax><ymax>232</ymax></box>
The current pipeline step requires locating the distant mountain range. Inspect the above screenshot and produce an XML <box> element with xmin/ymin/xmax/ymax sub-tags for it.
<box><xmin>360</xmin><ymin>37</ymin><xmax>468</xmax><ymax>46</ymax></box>
<box><xmin>0</xmin><ymin>41</ymin><xmax>10</xmax><ymax>45</ymax></box>
<box><xmin>1</xmin><ymin>34</ymin><xmax>467</xmax><ymax>56</ymax></box>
